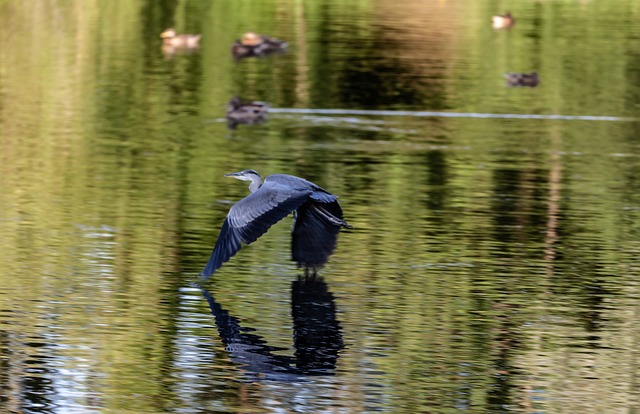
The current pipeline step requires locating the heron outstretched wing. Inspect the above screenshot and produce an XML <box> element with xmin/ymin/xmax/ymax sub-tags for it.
<box><xmin>291</xmin><ymin>201</ymin><xmax>344</xmax><ymax>268</ymax></box>
<box><xmin>200</xmin><ymin>181</ymin><xmax>312</xmax><ymax>278</ymax></box>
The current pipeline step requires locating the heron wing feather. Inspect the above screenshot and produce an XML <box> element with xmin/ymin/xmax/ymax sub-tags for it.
<box><xmin>200</xmin><ymin>218</ymin><xmax>243</xmax><ymax>278</ymax></box>
<box><xmin>228</xmin><ymin>181</ymin><xmax>311</xmax><ymax>242</ymax></box>
<box><xmin>291</xmin><ymin>201</ymin><xmax>342</xmax><ymax>268</ymax></box>
<box><xmin>267</xmin><ymin>174</ymin><xmax>338</xmax><ymax>203</ymax></box>
<box><xmin>200</xmin><ymin>181</ymin><xmax>311</xmax><ymax>279</ymax></box>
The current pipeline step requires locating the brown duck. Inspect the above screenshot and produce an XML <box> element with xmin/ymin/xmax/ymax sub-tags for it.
<box><xmin>505</xmin><ymin>72</ymin><xmax>540</xmax><ymax>87</ymax></box>
<box><xmin>231</xmin><ymin>32</ymin><xmax>287</xmax><ymax>59</ymax></box>
<box><xmin>492</xmin><ymin>13</ymin><xmax>515</xmax><ymax>30</ymax></box>
<box><xmin>226</xmin><ymin>97</ymin><xmax>269</xmax><ymax>129</ymax></box>
<box><xmin>160</xmin><ymin>28</ymin><xmax>201</xmax><ymax>48</ymax></box>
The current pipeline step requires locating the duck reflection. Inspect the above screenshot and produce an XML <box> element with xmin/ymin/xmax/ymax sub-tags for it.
<box><xmin>200</xmin><ymin>274</ymin><xmax>342</xmax><ymax>381</ymax></box>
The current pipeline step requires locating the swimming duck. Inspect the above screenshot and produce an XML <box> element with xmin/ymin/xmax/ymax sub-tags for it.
<box><xmin>226</xmin><ymin>97</ymin><xmax>269</xmax><ymax>129</ymax></box>
<box><xmin>160</xmin><ymin>28</ymin><xmax>202</xmax><ymax>48</ymax></box>
<box><xmin>231</xmin><ymin>32</ymin><xmax>287</xmax><ymax>59</ymax></box>
<box><xmin>505</xmin><ymin>72</ymin><xmax>540</xmax><ymax>87</ymax></box>
<box><xmin>492</xmin><ymin>13</ymin><xmax>515</xmax><ymax>30</ymax></box>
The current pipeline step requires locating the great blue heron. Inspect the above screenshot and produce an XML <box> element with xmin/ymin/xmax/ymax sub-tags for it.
<box><xmin>200</xmin><ymin>170</ymin><xmax>351</xmax><ymax>279</ymax></box>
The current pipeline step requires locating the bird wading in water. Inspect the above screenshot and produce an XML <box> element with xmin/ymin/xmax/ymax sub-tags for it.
<box><xmin>200</xmin><ymin>170</ymin><xmax>351</xmax><ymax>279</ymax></box>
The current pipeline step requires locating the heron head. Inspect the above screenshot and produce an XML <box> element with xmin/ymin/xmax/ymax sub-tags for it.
<box><xmin>225</xmin><ymin>170</ymin><xmax>262</xmax><ymax>193</ymax></box>
<box><xmin>224</xmin><ymin>169</ymin><xmax>261</xmax><ymax>181</ymax></box>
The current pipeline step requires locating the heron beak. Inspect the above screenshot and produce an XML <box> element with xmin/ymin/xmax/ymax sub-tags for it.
<box><xmin>224</xmin><ymin>172</ymin><xmax>242</xmax><ymax>177</ymax></box>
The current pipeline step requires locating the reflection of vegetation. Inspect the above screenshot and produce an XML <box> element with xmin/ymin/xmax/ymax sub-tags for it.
<box><xmin>0</xmin><ymin>0</ymin><xmax>640</xmax><ymax>413</ymax></box>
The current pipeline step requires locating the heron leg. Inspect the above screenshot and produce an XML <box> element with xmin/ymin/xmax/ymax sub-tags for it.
<box><xmin>302</xmin><ymin>266</ymin><xmax>319</xmax><ymax>280</ymax></box>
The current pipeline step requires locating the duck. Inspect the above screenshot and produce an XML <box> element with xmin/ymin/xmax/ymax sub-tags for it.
<box><xmin>492</xmin><ymin>13</ymin><xmax>515</xmax><ymax>30</ymax></box>
<box><xmin>226</xmin><ymin>97</ymin><xmax>269</xmax><ymax>129</ymax></box>
<box><xmin>160</xmin><ymin>28</ymin><xmax>201</xmax><ymax>48</ymax></box>
<box><xmin>231</xmin><ymin>32</ymin><xmax>287</xmax><ymax>59</ymax></box>
<box><xmin>505</xmin><ymin>72</ymin><xmax>540</xmax><ymax>87</ymax></box>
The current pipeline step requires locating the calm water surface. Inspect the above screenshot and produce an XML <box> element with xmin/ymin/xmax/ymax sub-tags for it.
<box><xmin>1</xmin><ymin>1</ymin><xmax>640</xmax><ymax>413</ymax></box>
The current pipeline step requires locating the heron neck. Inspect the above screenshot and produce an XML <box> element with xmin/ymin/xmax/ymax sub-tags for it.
<box><xmin>248</xmin><ymin>176</ymin><xmax>262</xmax><ymax>193</ymax></box>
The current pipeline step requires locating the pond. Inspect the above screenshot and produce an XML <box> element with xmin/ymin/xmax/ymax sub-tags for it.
<box><xmin>1</xmin><ymin>1</ymin><xmax>639</xmax><ymax>413</ymax></box>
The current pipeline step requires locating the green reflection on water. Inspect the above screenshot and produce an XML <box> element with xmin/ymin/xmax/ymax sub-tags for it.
<box><xmin>1</xmin><ymin>0</ymin><xmax>640</xmax><ymax>413</ymax></box>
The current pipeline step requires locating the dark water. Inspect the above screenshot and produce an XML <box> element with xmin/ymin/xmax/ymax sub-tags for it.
<box><xmin>1</xmin><ymin>1</ymin><xmax>640</xmax><ymax>413</ymax></box>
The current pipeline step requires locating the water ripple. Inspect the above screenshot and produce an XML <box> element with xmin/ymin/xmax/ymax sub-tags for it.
<box><xmin>269</xmin><ymin>108</ymin><xmax>636</xmax><ymax>122</ymax></box>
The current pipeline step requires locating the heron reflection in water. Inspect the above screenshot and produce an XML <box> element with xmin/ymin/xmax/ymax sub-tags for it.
<box><xmin>200</xmin><ymin>274</ymin><xmax>343</xmax><ymax>381</ymax></box>
<box><xmin>200</xmin><ymin>170</ymin><xmax>351</xmax><ymax>279</ymax></box>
